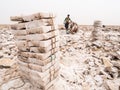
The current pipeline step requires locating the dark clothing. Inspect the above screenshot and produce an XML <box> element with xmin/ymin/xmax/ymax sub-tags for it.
<box><xmin>64</xmin><ymin>16</ymin><xmax>71</xmax><ymax>34</ymax></box>
<box><xmin>65</xmin><ymin>22</ymin><xmax>69</xmax><ymax>30</ymax></box>
<box><xmin>64</xmin><ymin>17</ymin><xmax>71</xmax><ymax>30</ymax></box>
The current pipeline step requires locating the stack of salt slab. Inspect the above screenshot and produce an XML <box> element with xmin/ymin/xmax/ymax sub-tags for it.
<box><xmin>93</xmin><ymin>20</ymin><xmax>102</xmax><ymax>28</ymax></box>
<box><xmin>10</xmin><ymin>13</ymin><xmax>60</xmax><ymax>90</ymax></box>
<box><xmin>92</xmin><ymin>20</ymin><xmax>103</xmax><ymax>41</ymax></box>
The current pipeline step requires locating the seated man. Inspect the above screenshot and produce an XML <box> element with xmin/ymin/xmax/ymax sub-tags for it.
<box><xmin>69</xmin><ymin>22</ymin><xmax>78</xmax><ymax>34</ymax></box>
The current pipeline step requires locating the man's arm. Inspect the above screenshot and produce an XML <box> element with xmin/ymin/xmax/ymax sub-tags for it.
<box><xmin>64</xmin><ymin>18</ymin><xmax>67</xmax><ymax>24</ymax></box>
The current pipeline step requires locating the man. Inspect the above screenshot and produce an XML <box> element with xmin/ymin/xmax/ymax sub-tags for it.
<box><xmin>64</xmin><ymin>14</ymin><xmax>71</xmax><ymax>34</ymax></box>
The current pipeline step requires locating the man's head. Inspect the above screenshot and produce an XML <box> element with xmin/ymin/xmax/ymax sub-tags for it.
<box><xmin>67</xmin><ymin>14</ymin><xmax>70</xmax><ymax>17</ymax></box>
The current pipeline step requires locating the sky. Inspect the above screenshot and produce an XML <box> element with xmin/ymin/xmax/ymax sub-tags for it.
<box><xmin>0</xmin><ymin>0</ymin><xmax>120</xmax><ymax>25</ymax></box>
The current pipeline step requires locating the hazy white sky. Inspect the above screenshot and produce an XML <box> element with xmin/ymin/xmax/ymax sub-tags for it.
<box><xmin>0</xmin><ymin>0</ymin><xmax>120</xmax><ymax>25</ymax></box>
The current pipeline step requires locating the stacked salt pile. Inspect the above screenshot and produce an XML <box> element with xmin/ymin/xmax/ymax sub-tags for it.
<box><xmin>93</xmin><ymin>20</ymin><xmax>102</xmax><ymax>28</ymax></box>
<box><xmin>10</xmin><ymin>12</ymin><xmax>60</xmax><ymax>90</ymax></box>
<box><xmin>92</xmin><ymin>20</ymin><xmax>103</xmax><ymax>41</ymax></box>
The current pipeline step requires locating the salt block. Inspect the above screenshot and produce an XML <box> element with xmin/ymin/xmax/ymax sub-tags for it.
<box><xmin>42</xmin><ymin>19</ymin><xmax>54</xmax><ymax>25</ymax></box>
<box><xmin>15</xmin><ymin>40</ymin><xmax>28</xmax><ymax>48</ymax></box>
<box><xmin>11</xmin><ymin>23</ymin><xmax>26</xmax><ymax>30</ymax></box>
<box><xmin>28</xmin><ymin>59</ymin><xmax>59</xmax><ymax>72</ymax></box>
<box><xmin>18</xmin><ymin>55</ymin><xmax>28</xmax><ymax>63</ymax></box>
<box><xmin>17</xmin><ymin>60</ymin><xmax>29</xmax><ymax>74</ymax></box>
<box><xmin>30</xmin><ymin>42</ymin><xmax>59</xmax><ymax>53</ymax></box>
<box><xmin>39</xmin><ymin>12</ymin><xmax>55</xmax><ymax>19</ymax></box>
<box><xmin>17</xmin><ymin>46</ymin><xmax>29</xmax><ymax>52</ymax></box>
<box><xmin>102</xmin><ymin>58</ymin><xmax>113</xmax><ymax>68</ymax></box>
<box><xmin>26</xmin><ymin>30</ymin><xmax>59</xmax><ymax>41</ymax></box>
<box><xmin>19</xmin><ymin>49</ymin><xmax>58</xmax><ymax>61</ymax></box>
<box><xmin>26</xmin><ymin>26</ymin><xmax>54</xmax><ymax>34</ymax></box>
<box><xmin>25</xmin><ymin>20</ymin><xmax>54</xmax><ymax>30</ymax></box>
<box><xmin>15</xmin><ymin>41</ymin><xmax>28</xmax><ymax>51</ymax></box>
<box><xmin>10</xmin><ymin>16</ymin><xmax>23</xmax><ymax>21</ymax></box>
<box><xmin>18</xmin><ymin>60</ymin><xmax>59</xmax><ymax>89</ymax></box>
<box><xmin>42</xmin><ymin>77</ymin><xmax>59</xmax><ymax>90</ymax></box>
<box><xmin>25</xmin><ymin>52</ymin><xmax>59</xmax><ymax>66</ymax></box>
<box><xmin>28</xmin><ymin>62</ymin><xmax>59</xmax><ymax>79</ymax></box>
<box><xmin>12</xmin><ymin>30</ymin><xmax>26</xmax><ymax>36</ymax></box>
<box><xmin>23</xmin><ymin>14</ymin><xmax>39</xmax><ymax>21</ymax></box>
<box><xmin>28</xmin><ymin>36</ymin><xmax>59</xmax><ymax>47</ymax></box>
<box><xmin>14</xmin><ymin>35</ymin><xmax>26</xmax><ymax>40</ymax></box>
<box><xmin>10</xmin><ymin>12</ymin><xmax>55</xmax><ymax>22</ymax></box>
<box><xmin>29</xmin><ymin>72</ymin><xmax>58</xmax><ymax>89</ymax></box>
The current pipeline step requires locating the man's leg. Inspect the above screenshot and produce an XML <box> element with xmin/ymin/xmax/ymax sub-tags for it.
<box><xmin>65</xmin><ymin>23</ymin><xmax>69</xmax><ymax>34</ymax></box>
<box><xmin>66</xmin><ymin>30</ymin><xmax>69</xmax><ymax>34</ymax></box>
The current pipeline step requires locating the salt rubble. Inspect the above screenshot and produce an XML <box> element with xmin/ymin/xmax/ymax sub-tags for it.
<box><xmin>0</xmin><ymin>29</ymin><xmax>17</xmax><ymax>60</ymax></box>
<box><xmin>0</xmin><ymin>26</ymin><xmax>120</xmax><ymax>90</ymax></box>
<box><xmin>58</xmin><ymin>28</ymin><xmax>120</xmax><ymax>90</ymax></box>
